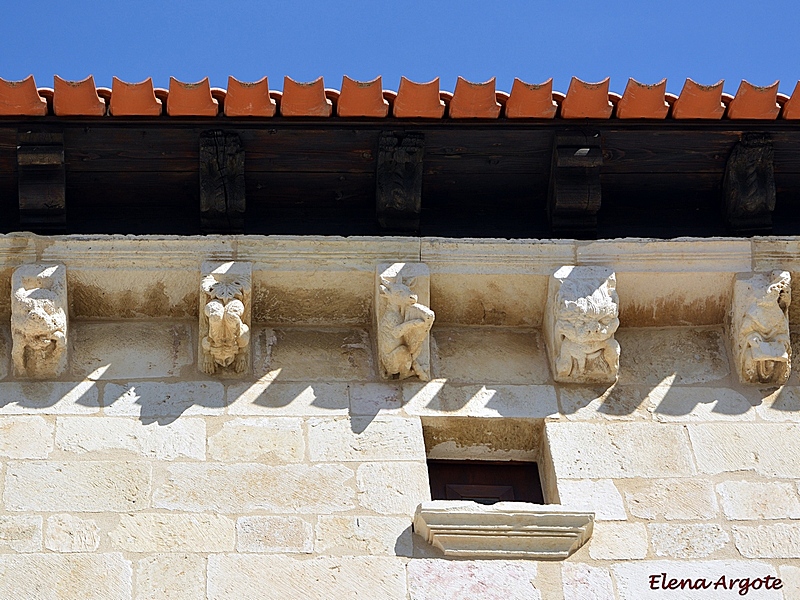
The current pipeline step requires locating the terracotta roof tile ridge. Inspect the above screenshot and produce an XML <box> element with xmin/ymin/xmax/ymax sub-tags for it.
<box><xmin>167</xmin><ymin>77</ymin><xmax>218</xmax><ymax>117</ymax></box>
<box><xmin>560</xmin><ymin>77</ymin><xmax>613</xmax><ymax>119</ymax></box>
<box><xmin>0</xmin><ymin>75</ymin><xmax>47</xmax><ymax>116</ymax></box>
<box><xmin>505</xmin><ymin>77</ymin><xmax>557</xmax><ymax>119</ymax></box>
<box><xmin>448</xmin><ymin>76</ymin><xmax>501</xmax><ymax>119</ymax></box>
<box><xmin>616</xmin><ymin>78</ymin><xmax>669</xmax><ymax>119</ymax></box>
<box><xmin>53</xmin><ymin>75</ymin><xmax>106</xmax><ymax>116</ymax></box>
<box><xmin>225</xmin><ymin>76</ymin><xmax>276</xmax><ymax>117</ymax></box>
<box><xmin>110</xmin><ymin>77</ymin><xmax>162</xmax><ymax>116</ymax></box>
<box><xmin>781</xmin><ymin>81</ymin><xmax>800</xmax><ymax>119</ymax></box>
<box><xmin>281</xmin><ymin>76</ymin><xmax>333</xmax><ymax>117</ymax></box>
<box><xmin>393</xmin><ymin>76</ymin><xmax>445</xmax><ymax>118</ymax></box>
<box><xmin>671</xmin><ymin>78</ymin><xmax>725</xmax><ymax>119</ymax></box>
<box><xmin>337</xmin><ymin>75</ymin><xmax>389</xmax><ymax>117</ymax></box>
<box><xmin>727</xmin><ymin>80</ymin><xmax>780</xmax><ymax>120</ymax></box>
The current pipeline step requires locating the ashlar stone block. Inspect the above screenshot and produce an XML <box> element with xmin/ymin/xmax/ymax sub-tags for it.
<box><xmin>108</xmin><ymin>513</ymin><xmax>235</xmax><ymax>552</ymax></box>
<box><xmin>0</xmin><ymin>416</ymin><xmax>54</xmax><ymax>458</ymax></box>
<box><xmin>649</xmin><ymin>523</ymin><xmax>730</xmax><ymax>559</ymax></box>
<box><xmin>11</xmin><ymin>264</ymin><xmax>67</xmax><ymax>378</ymax></box>
<box><xmin>730</xmin><ymin>271</ymin><xmax>791</xmax><ymax>384</ymax></box>
<box><xmin>0</xmin><ymin>515</ymin><xmax>42</xmax><ymax>552</ymax></box>
<box><xmin>544</xmin><ymin>266</ymin><xmax>620</xmax><ymax>384</ymax></box>
<box><xmin>45</xmin><ymin>514</ymin><xmax>100</xmax><ymax>553</ymax></box>
<box><xmin>589</xmin><ymin>522</ymin><xmax>648</xmax><ymax>560</ymax></box>
<box><xmin>307</xmin><ymin>416</ymin><xmax>425</xmax><ymax>462</ymax></box>
<box><xmin>733</xmin><ymin>524</ymin><xmax>800</xmax><ymax>558</ymax></box>
<box><xmin>407</xmin><ymin>559</ymin><xmax>541</xmax><ymax>600</ymax></box>
<box><xmin>623</xmin><ymin>478</ymin><xmax>718</xmax><ymax>520</ymax></box>
<box><xmin>563</xmin><ymin>563</ymin><xmax>615</xmax><ymax>600</ymax></box>
<box><xmin>315</xmin><ymin>515</ymin><xmax>412</xmax><ymax>556</ymax></box>
<box><xmin>208</xmin><ymin>417</ymin><xmax>304</xmax><ymax>462</ymax></box>
<box><xmin>236</xmin><ymin>516</ymin><xmax>313</xmax><ymax>553</ymax></box>
<box><xmin>717</xmin><ymin>480</ymin><xmax>800</xmax><ymax>520</ymax></box>
<box><xmin>375</xmin><ymin>262</ymin><xmax>434</xmax><ymax>381</ymax></box>
<box><xmin>357</xmin><ymin>462</ymin><xmax>431</xmax><ymax>516</ymax></box>
<box><xmin>135</xmin><ymin>553</ymin><xmax>206</xmax><ymax>600</ymax></box>
<box><xmin>199</xmin><ymin>261</ymin><xmax>251</xmax><ymax>376</ymax></box>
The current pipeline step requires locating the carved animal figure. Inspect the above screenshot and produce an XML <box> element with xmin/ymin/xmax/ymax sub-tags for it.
<box><xmin>740</xmin><ymin>272</ymin><xmax>790</xmax><ymax>383</ymax></box>
<box><xmin>555</xmin><ymin>278</ymin><xmax>620</xmax><ymax>380</ymax></box>
<box><xmin>378</xmin><ymin>276</ymin><xmax>435</xmax><ymax>380</ymax></box>
<box><xmin>201</xmin><ymin>298</ymin><xmax>250</xmax><ymax>374</ymax></box>
<box><xmin>11</xmin><ymin>283</ymin><xmax>67</xmax><ymax>375</ymax></box>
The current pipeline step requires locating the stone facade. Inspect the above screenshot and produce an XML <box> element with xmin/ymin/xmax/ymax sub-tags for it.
<box><xmin>0</xmin><ymin>234</ymin><xmax>797</xmax><ymax>598</ymax></box>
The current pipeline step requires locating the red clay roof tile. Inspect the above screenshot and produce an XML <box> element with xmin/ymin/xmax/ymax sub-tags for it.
<box><xmin>0</xmin><ymin>75</ymin><xmax>47</xmax><ymax>116</ymax></box>
<box><xmin>782</xmin><ymin>82</ymin><xmax>800</xmax><ymax>120</ymax></box>
<box><xmin>166</xmin><ymin>77</ymin><xmax>218</xmax><ymax>117</ymax></box>
<box><xmin>337</xmin><ymin>76</ymin><xmax>389</xmax><ymax>118</ymax></box>
<box><xmin>53</xmin><ymin>75</ymin><xmax>105</xmax><ymax>116</ymax></box>
<box><xmin>560</xmin><ymin>77</ymin><xmax>613</xmax><ymax>119</ymax></box>
<box><xmin>671</xmin><ymin>79</ymin><xmax>725</xmax><ymax>119</ymax></box>
<box><xmin>616</xmin><ymin>78</ymin><xmax>669</xmax><ymax>119</ymax></box>
<box><xmin>505</xmin><ymin>78</ymin><xmax>557</xmax><ymax>119</ymax></box>
<box><xmin>448</xmin><ymin>77</ymin><xmax>501</xmax><ymax>119</ymax></box>
<box><xmin>393</xmin><ymin>77</ymin><xmax>445</xmax><ymax>118</ymax></box>
<box><xmin>727</xmin><ymin>80</ymin><xmax>780</xmax><ymax>120</ymax></box>
<box><xmin>109</xmin><ymin>77</ymin><xmax>162</xmax><ymax>116</ymax></box>
<box><xmin>280</xmin><ymin>77</ymin><xmax>332</xmax><ymax>117</ymax></box>
<box><xmin>224</xmin><ymin>76</ymin><xmax>276</xmax><ymax>117</ymax></box>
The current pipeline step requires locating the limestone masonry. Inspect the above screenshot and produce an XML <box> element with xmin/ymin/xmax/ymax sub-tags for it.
<box><xmin>0</xmin><ymin>233</ymin><xmax>799</xmax><ymax>599</ymax></box>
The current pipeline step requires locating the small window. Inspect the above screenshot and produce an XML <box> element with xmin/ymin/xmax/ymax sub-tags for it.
<box><xmin>427</xmin><ymin>459</ymin><xmax>544</xmax><ymax>505</ymax></box>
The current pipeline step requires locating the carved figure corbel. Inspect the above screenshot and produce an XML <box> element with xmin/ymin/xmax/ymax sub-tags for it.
<box><xmin>730</xmin><ymin>271</ymin><xmax>791</xmax><ymax>385</ymax></box>
<box><xmin>11</xmin><ymin>264</ymin><xmax>68</xmax><ymax>378</ymax></box>
<box><xmin>199</xmin><ymin>261</ymin><xmax>251</xmax><ymax>376</ymax></box>
<box><xmin>375</xmin><ymin>262</ymin><xmax>435</xmax><ymax>381</ymax></box>
<box><xmin>544</xmin><ymin>266</ymin><xmax>620</xmax><ymax>384</ymax></box>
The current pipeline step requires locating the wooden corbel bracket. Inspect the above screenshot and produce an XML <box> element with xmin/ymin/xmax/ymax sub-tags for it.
<box><xmin>723</xmin><ymin>132</ymin><xmax>775</xmax><ymax>234</ymax></box>
<box><xmin>199</xmin><ymin>130</ymin><xmax>246</xmax><ymax>234</ymax></box>
<box><xmin>376</xmin><ymin>131</ymin><xmax>424</xmax><ymax>231</ymax></box>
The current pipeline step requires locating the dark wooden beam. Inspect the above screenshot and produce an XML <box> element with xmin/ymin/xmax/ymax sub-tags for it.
<box><xmin>376</xmin><ymin>131</ymin><xmax>424</xmax><ymax>231</ymax></box>
<box><xmin>723</xmin><ymin>132</ymin><xmax>775</xmax><ymax>234</ymax></box>
<box><xmin>547</xmin><ymin>131</ymin><xmax>603</xmax><ymax>238</ymax></box>
<box><xmin>199</xmin><ymin>130</ymin><xmax>245</xmax><ymax>233</ymax></box>
<box><xmin>17</xmin><ymin>131</ymin><xmax>65</xmax><ymax>233</ymax></box>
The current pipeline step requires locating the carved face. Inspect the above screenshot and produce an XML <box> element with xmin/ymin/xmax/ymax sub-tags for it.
<box><xmin>380</xmin><ymin>280</ymin><xmax>418</xmax><ymax>307</ymax></box>
<box><xmin>558</xmin><ymin>288</ymin><xmax>620</xmax><ymax>344</ymax></box>
<box><xmin>207</xmin><ymin>341</ymin><xmax>238</xmax><ymax>367</ymax></box>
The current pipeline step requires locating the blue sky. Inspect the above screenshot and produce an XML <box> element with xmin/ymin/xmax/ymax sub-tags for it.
<box><xmin>1</xmin><ymin>0</ymin><xmax>797</xmax><ymax>95</ymax></box>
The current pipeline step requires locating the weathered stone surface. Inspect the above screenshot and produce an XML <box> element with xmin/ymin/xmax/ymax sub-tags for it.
<box><xmin>617</xmin><ymin>326</ymin><xmax>729</xmax><ymax>385</ymax></box>
<box><xmin>0</xmin><ymin>515</ymin><xmax>42</xmax><ymax>552</ymax></box>
<box><xmin>135</xmin><ymin>553</ymin><xmax>206</xmax><ymax>600</ymax></box>
<box><xmin>558</xmin><ymin>385</ymin><xmax>650</xmax><ymax>421</ymax></box>
<box><xmin>0</xmin><ymin>381</ymin><xmax>98</xmax><ymax>414</ymax></box>
<box><xmin>72</xmin><ymin>322</ymin><xmax>193</xmax><ymax>380</ymax></box>
<box><xmin>717</xmin><ymin>480</ymin><xmax>800</xmax><ymax>520</ymax></box>
<box><xmin>404</xmin><ymin>381</ymin><xmax>558</xmax><ymax>419</ymax></box>
<box><xmin>56</xmin><ymin>417</ymin><xmax>205</xmax><ymax>460</ymax></box>
<box><xmin>589</xmin><ymin>522</ymin><xmax>648</xmax><ymax>560</ymax></box>
<box><xmin>45</xmin><ymin>514</ymin><xmax>100</xmax><ymax>552</ymax></box>
<box><xmin>349</xmin><ymin>383</ymin><xmax>402</xmax><ymax>415</ymax></box>
<box><xmin>733</xmin><ymin>524</ymin><xmax>800</xmax><ymax>558</ymax></box>
<box><xmin>757</xmin><ymin>386</ymin><xmax>800</xmax><ymax>421</ymax></box>
<box><xmin>432</xmin><ymin>327</ymin><xmax>550</xmax><ymax>384</ymax></box>
<box><xmin>227</xmin><ymin>381</ymin><xmax>348</xmax><ymax>415</ymax></box>
<box><xmin>0</xmin><ymin>553</ymin><xmax>132</xmax><ymax>600</ymax></box>
<box><xmin>613</xmin><ymin>560</ymin><xmax>781</xmax><ymax>599</ymax></box>
<box><xmin>407</xmin><ymin>559</ymin><xmax>540</xmax><ymax>600</ymax></box>
<box><xmin>649</xmin><ymin>523</ymin><xmax>730</xmax><ymax>558</ymax></box>
<box><xmin>208</xmin><ymin>417</ymin><xmax>304</xmax><ymax>462</ymax></box>
<box><xmin>0</xmin><ymin>416</ymin><xmax>53</xmax><ymax>458</ymax></box>
<box><xmin>558</xmin><ymin>479</ymin><xmax>627</xmax><ymax>520</ymax></box>
<box><xmin>256</xmin><ymin>328</ymin><xmax>374</xmax><ymax>381</ymax></box>
<box><xmin>236</xmin><ymin>516</ymin><xmax>313</xmax><ymax>553</ymax></box>
<box><xmin>779</xmin><ymin>565</ymin><xmax>800</xmax><ymax>600</ymax></box>
<box><xmin>153</xmin><ymin>463</ymin><xmax>355</xmax><ymax>513</ymax></box>
<box><xmin>357</xmin><ymin>462</ymin><xmax>430</xmax><ymax>515</ymax></box>
<box><xmin>308</xmin><ymin>416</ymin><xmax>425</xmax><ymax>462</ymax></box>
<box><xmin>546</xmin><ymin>423</ymin><xmax>695</xmax><ymax>479</ymax></box>
<box><xmin>109</xmin><ymin>513</ymin><xmax>234</xmax><ymax>552</ymax></box>
<box><xmin>103</xmin><ymin>381</ymin><xmax>225</xmax><ymax>417</ymax></box>
<box><xmin>4</xmin><ymin>461</ymin><xmax>151</xmax><ymax>512</ymax></box>
<box><xmin>315</xmin><ymin>516</ymin><xmax>412</xmax><ymax>556</ymax></box>
<box><xmin>689</xmin><ymin>423</ymin><xmax>800</xmax><ymax>477</ymax></box>
<box><xmin>623</xmin><ymin>478</ymin><xmax>718</xmax><ymax>520</ymax></box>
<box><xmin>422</xmin><ymin>417</ymin><xmax>540</xmax><ymax>461</ymax></box>
<box><xmin>562</xmin><ymin>563</ymin><xmax>615</xmax><ymax>600</ymax></box>
<box><xmin>208</xmin><ymin>555</ymin><xmax>407</xmax><ymax>600</ymax></box>
<box><xmin>647</xmin><ymin>386</ymin><xmax>756</xmax><ymax>421</ymax></box>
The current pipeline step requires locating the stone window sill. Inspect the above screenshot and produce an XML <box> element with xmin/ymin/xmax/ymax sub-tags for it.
<box><xmin>413</xmin><ymin>500</ymin><xmax>594</xmax><ymax>560</ymax></box>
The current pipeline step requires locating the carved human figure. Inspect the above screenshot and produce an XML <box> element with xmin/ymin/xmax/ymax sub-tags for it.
<box><xmin>11</xmin><ymin>264</ymin><xmax>68</xmax><ymax>378</ymax></box>
<box><xmin>376</xmin><ymin>267</ymin><xmax>435</xmax><ymax>381</ymax></box>
<box><xmin>545</xmin><ymin>266</ymin><xmax>620</xmax><ymax>384</ymax></box>
<box><xmin>199</xmin><ymin>262</ymin><xmax>251</xmax><ymax>375</ymax></box>
<box><xmin>731</xmin><ymin>271</ymin><xmax>791</xmax><ymax>385</ymax></box>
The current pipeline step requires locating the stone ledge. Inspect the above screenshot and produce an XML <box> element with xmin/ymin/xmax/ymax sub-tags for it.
<box><xmin>413</xmin><ymin>500</ymin><xmax>593</xmax><ymax>559</ymax></box>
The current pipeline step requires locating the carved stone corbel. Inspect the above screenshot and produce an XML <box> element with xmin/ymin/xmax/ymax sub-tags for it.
<box><xmin>730</xmin><ymin>270</ymin><xmax>791</xmax><ymax>385</ymax></box>
<box><xmin>375</xmin><ymin>262</ymin><xmax>435</xmax><ymax>381</ymax></box>
<box><xmin>11</xmin><ymin>263</ymin><xmax>68</xmax><ymax>378</ymax></box>
<box><xmin>199</xmin><ymin>261</ymin><xmax>251</xmax><ymax>376</ymax></box>
<box><xmin>544</xmin><ymin>266</ymin><xmax>620</xmax><ymax>384</ymax></box>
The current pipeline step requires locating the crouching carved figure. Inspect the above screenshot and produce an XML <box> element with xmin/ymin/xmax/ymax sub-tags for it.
<box><xmin>376</xmin><ymin>263</ymin><xmax>435</xmax><ymax>381</ymax></box>
<box><xmin>199</xmin><ymin>261</ymin><xmax>251</xmax><ymax>375</ymax></box>
<box><xmin>731</xmin><ymin>271</ymin><xmax>791</xmax><ymax>385</ymax></box>
<box><xmin>545</xmin><ymin>266</ymin><xmax>620</xmax><ymax>384</ymax></box>
<box><xmin>11</xmin><ymin>264</ymin><xmax>68</xmax><ymax>378</ymax></box>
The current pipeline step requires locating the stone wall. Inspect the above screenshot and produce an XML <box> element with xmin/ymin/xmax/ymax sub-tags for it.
<box><xmin>0</xmin><ymin>234</ymin><xmax>798</xmax><ymax>599</ymax></box>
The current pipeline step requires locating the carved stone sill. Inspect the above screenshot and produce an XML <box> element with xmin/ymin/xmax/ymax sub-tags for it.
<box><xmin>413</xmin><ymin>501</ymin><xmax>594</xmax><ymax>560</ymax></box>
